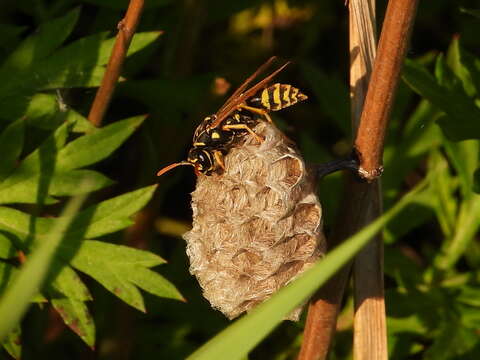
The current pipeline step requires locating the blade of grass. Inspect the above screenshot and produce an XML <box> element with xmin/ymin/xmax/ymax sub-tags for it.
<box><xmin>187</xmin><ymin>179</ymin><xmax>428</xmax><ymax>360</ymax></box>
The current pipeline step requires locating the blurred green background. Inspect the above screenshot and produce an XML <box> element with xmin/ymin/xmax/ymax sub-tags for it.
<box><xmin>0</xmin><ymin>0</ymin><xmax>480</xmax><ymax>359</ymax></box>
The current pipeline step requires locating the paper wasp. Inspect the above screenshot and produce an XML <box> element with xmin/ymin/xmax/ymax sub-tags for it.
<box><xmin>156</xmin><ymin>56</ymin><xmax>307</xmax><ymax>177</ymax></box>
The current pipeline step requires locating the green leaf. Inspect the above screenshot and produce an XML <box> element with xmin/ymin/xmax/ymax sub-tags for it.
<box><xmin>125</xmin><ymin>267</ymin><xmax>184</xmax><ymax>301</ymax></box>
<box><xmin>0</xmin><ymin>193</ymin><xmax>87</xmax><ymax>340</ymax></box>
<box><xmin>51</xmin><ymin>298</ymin><xmax>95</xmax><ymax>348</ymax></box>
<box><xmin>70</xmin><ymin>249</ymin><xmax>147</xmax><ymax>312</ymax></box>
<box><xmin>424</xmin><ymin>320</ymin><xmax>479</xmax><ymax>359</ymax></box>
<box><xmin>444</xmin><ymin>139</ymin><xmax>479</xmax><ymax>196</ymax></box>
<box><xmin>187</xmin><ymin>179</ymin><xmax>428</xmax><ymax>360</ymax></box>
<box><xmin>383</xmin><ymin>100</ymin><xmax>442</xmax><ymax>201</ymax></box>
<box><xmin>0</xmin><ymin>234</ymin><xmax>15</xmax><ymax>259</ymax></box>
<box><xmin>0</xmin><ymin>122</ymin><xmax>70</xmax><ymax>205</ymax></box>
<box><xmin>0</xmin><ymin>185</ymin><xmax>156</xmax><ymax>249</ymax></box>
<box><xmin>62</xmin><ymin>240</ymin><xmax>180</xmax><ymax>311</ymax></box>
<box><xmin>49</xmin><ymin>170</ymin><xmax>114</xmax><ymax>196</ymax></box>
<box><xmin>24</xmin><ymin>93</ymin><xmax>96</xmax><ymax>133</ymax></box>
<box><xmin>0</xmin><ymin>170</ymin><xmax>112</xmax><ymax>205</ymax></box>
<box><xmin>49</xmin><ymin>262</ymin><xmax>92</xmax><ymax>301</ymax></box>
<box><xmin>23</xmin><ymin>93</ymin><xmax>59</xmax><ymax>127</ymax></box>
<box><xmin>0</xmin><ymin>206</ymin><xmax>52</xmax><ymax>246</ymax></box>
<box><xmin>57</xmin><ymin>116</ymin><xmax>145</xmax><ymax>171</ymax></box>
<box><xmin>446</xmin><ymin>37</ymin><xmax>480</xmax><ymax>96</ymax></box>
<box><xmin>31</xmin><ymin>31</ymin><xmax>161</xmax><ymax>90</ymax></box>
<box><xmin>1</xmin><ymin>326</ymin><xmax>21</xmax><ymax>359</ymax></box>
<box><xmin>0</xmin><ymin>32</ymin><xmax>161</xmax><ymax>119</ymax></box>
<box><xmin>69</xmin><ymin>184</ymin><xmax>157</xmax><ymax>238</ymax></box>
<box><xmin>61</xmin><ymin>240</ymin><xmax>166</xmax><ymax>268</ymax></box>
<box><xmin>458</xmin><ymin>285</ymin><xmax>480</xmax><ymax>307</ymax></box>
<box><xmin>0</xmin><ymin>118</ymin><xmax>24</xmax><ymax>182</ymax></box>
<box><xmin>402</xmin><ymin>58</ymin><xmax>480</xmax><ymax>141</ymax></box>
<box><xmin>0</xmin><ymin>8</ymin><xmax>80</xmax><ymax>74</ymax></box>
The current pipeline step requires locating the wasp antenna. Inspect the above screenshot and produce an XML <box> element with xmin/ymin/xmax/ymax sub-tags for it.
<box><xmin>156</xmin><ymin>161</ymin><xmax>193</xmax><ymax>177</ymax></box>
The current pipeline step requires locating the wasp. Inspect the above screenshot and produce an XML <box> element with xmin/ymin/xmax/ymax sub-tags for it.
<box><xmin>156</xmin><ymin>57</ymin><xmax>308</xmax><ymax>177</ymax></box>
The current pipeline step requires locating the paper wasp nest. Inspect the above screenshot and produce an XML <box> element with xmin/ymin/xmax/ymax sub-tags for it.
<box><xmin>183</xmin><ymin>121</ymin><xmax>325</xmax><ymax>320</ymax></box>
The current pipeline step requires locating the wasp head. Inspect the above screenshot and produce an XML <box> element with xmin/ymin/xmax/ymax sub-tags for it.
<box><xmin>187</xmin><ymin>148</ymin><xmax>214</xmax><ymax>175</ymax></box>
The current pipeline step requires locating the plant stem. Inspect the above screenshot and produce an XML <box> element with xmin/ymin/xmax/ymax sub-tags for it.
<box><xmin>298</xmin><ymin>0</ymin><xmax>418</xmax><ymax>359</ymax></box>
<box><xmin>87</xmin><ymin>0</ymin><xmax>145</xmax><ymax>127</ymax></box>
<box><xmin>354</xmin><ymin>0</ymin><xmax>419</xmax><ymax>181</ymax></box>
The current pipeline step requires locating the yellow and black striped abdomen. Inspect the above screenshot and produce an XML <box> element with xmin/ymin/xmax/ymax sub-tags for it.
<box><xmin>260</xmin><ymin>83</ymin><xmax>307</xmax><ymax>111</ymax></box>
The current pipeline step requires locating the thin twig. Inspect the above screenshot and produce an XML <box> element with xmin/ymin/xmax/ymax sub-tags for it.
<box><xmin>87</xmin><ymin>0</ymin><xmax>145</xmax><ymax>127</ymax></box>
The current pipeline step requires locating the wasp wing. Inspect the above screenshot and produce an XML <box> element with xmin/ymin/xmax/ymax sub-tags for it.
<box><xmin>209</xmin><ymin>59</ymin><xmax>290</xmax><ymax>129</ymax></box>
<box><xmin>215</xmin><ymin>56</ymin><xmax>277</xmax><ymax>116</ymax></box>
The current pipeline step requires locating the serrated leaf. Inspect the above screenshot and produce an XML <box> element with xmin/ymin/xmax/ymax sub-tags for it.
<box><xmin>70</xmin><ymin>254</ymin><xmax>146</xmax><ymax>312</ymax></box>
<box><xmin>24</xmin><ymin>93</ymin><xmax>96</xmax><ymax>133</ymax></box>
<box><xmin>0</xmin><ymin>194</ymin><xmax>87</xmax><ymax>340</ymax></box>
<box><xmin>0</xmin><ymin>122</ymin><xmax>117</xmax><ymax>204</ymax></box>
<box><xmin>0</xmin><ymin>206</ymin><xmax>52</xmax><ymax>246</ymax></box>
<box><xmin>48</xmin><ymin>262</ymin><xmax>92</xmax><ymax>301</ymax></box>
<box><xmin>69</xmin><ymin>184</ymin><xmax>157</xmax><ymax>238</ymax></box>
<box><xmin>0</xmin><ymin>8</ymin><xmax>80</xmax><ymax>75</ymax></box>
<box><xmin>23</xmin><ymin>93</ymin><xmax>59</xmax><ymax>127</ymax></box>
<box><xmin>61</xmin><ymin>240</ymin><xmax>166</xmax><ymax>268</ymax></box>
<box><xmin>33</xmin><ymin>31</ymin><xmax>161</xmax><ymax>90</ymax></box>
<box><xmin>0</xmin><ymin>118</ymin><xmax>24</xmax><ymax>182</ymax></box>
<box><xmin>0</xmin><ymin>32</ymin><xmax>161</xmax><ymax>119</ymax></box>
<box><xmin>66</xmin><ymin>240</ymin><xmax>179</xmax><ymax>311</ymax></box>
<box><xmin>403</xmin><ymin>58</ymin><xmax>480</xmax><ymax>141</ymax></box>
<box><xmin>51</xmin><ymin>298</ymin><xmax>95</xmax><ymax>348</ymax></box>
<box><xmin>0</xmin><ymin>176</ymin><xmax>57</xmax><ymax>205</ymax></box>
<box><xmin>1</xmin><ymin>325</ymin><xmax>21</xmax><ymax>359</ymax></box>
<box><xmin>57</xmin><ymin>116</ymin><xmax>145</xmax><ymax>171</ymax></box>
<box><xmin>49</xmin><ymin>170</ymin><xmax>114</xmax><ymax>196</ymax></box>
<box><xmin>8</xmin><ymin>121</ymin><xmax>69</xmax><ymax>174</ymax></box>
<box><xmin>0</xmin><ymin>185</ymin><xmax>156</xmax><ymax>246</ymax></box>
<box><xmin>0</xmin><ymin>123</ymin><xmax>70</xmax><ymax>205</ymax></box>
<box><xmin>125</xmin><ymin>266</ymin><xmax>183</xmax><ymax>301</ymax></box>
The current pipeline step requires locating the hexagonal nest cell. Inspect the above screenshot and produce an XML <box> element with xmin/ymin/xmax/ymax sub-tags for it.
<box><xmin>183</xmin><ymin>121</ymin><xmax>325</xmax><ymax>320</ymax></box>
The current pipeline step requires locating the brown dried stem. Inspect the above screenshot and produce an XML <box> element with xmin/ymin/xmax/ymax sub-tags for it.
<box><xmin>87</xmin><ymin>0</ymin><xmax>145</xmax><ymax>127</ymax></box>
<box><xmin>354</xmin><ymin>0</ymin><xmax>419</xmax><ymax>180</ymax></box>
<box><xmin>298</xmin><ymin>0</ymin><xmax>418</xmax><ymax>359</ymax></box>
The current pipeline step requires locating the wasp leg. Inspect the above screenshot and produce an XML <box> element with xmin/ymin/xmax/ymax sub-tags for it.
<box><xmin>237</xmin><ymin>104</ymin><xmax>273</xmax><ymax>123</ymax></box>
<box><xmin>222</xmin><ymin>123</ymin><xmax>264</xmax><ymax>143</ymax></box>
<box><xmin>213</xmin><ymin>150</ymin><xmax>225</xmax><ymax>171</ymax></box>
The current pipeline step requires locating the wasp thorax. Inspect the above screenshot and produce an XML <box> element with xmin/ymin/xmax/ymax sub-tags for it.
<box><xmin>184</xmin><ymin>121</ymin><xmax>326</xmax><ymax>320</ymax></box>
